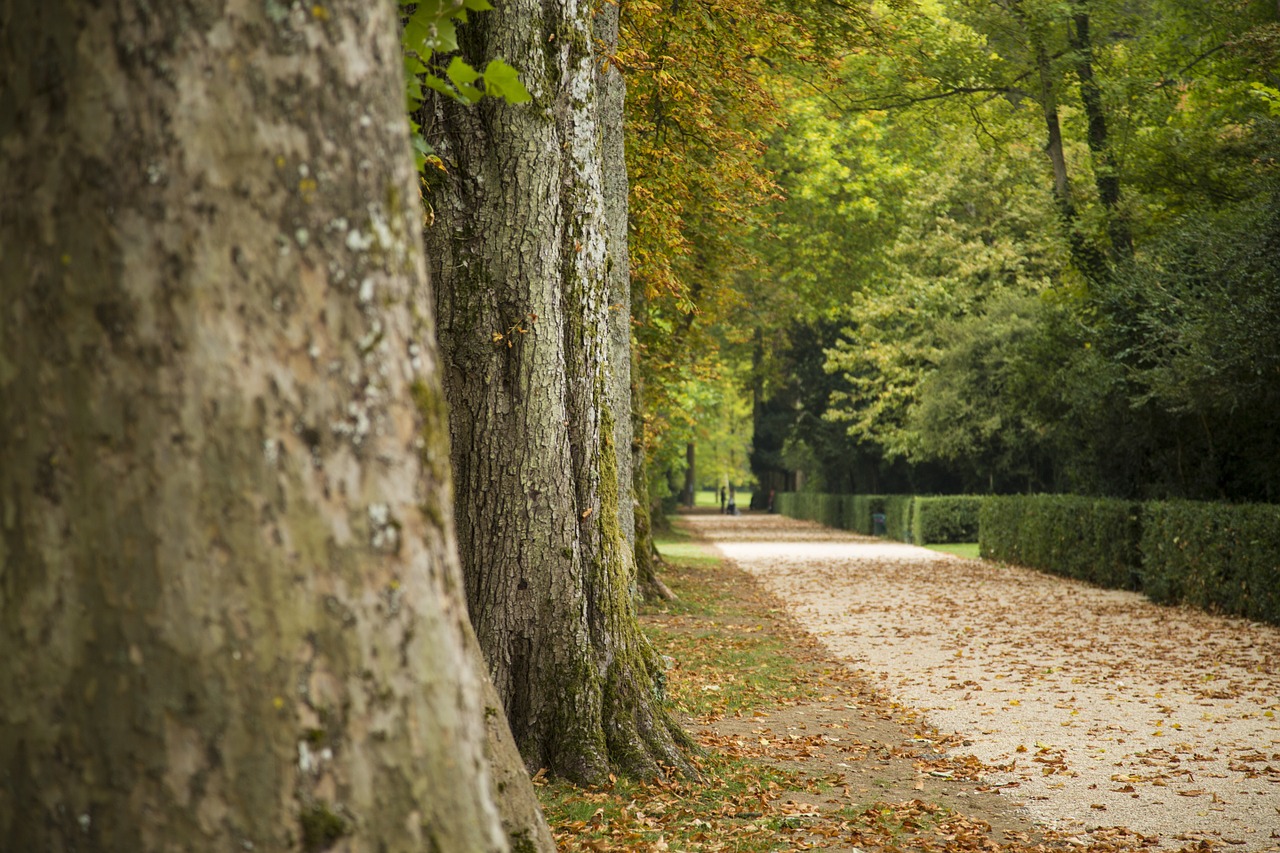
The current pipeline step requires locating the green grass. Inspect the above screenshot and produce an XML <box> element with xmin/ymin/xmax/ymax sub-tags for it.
<box><xmin>652</xmin><ymin>533</ymin><xmax>720</xmax><ymax>569</ymax></box>
<box><xmin>692</xmin><ymin>489</ymin><xmax>754</xmax><ymax>509</ymax></box>
<box><xmin>925</xmin><ymin>542</ymin><xmax>980</xmax><ymax>559</ymax></box>
<box><xmin>647</xmin><ymin>527</ymin><xmax>852</xmax><ymax>719</ymax></box>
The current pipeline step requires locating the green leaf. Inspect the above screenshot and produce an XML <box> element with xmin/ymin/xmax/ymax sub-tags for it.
<box><xmin>411</xmin><ymin>133</ymin><xmax>434</xmax><ymax>172</ymax></box>
<box><xmin>446</xmin><ymin>56</ymin><xmax>484</xmax><ymax>103</ymax></box>
<box><xmin>482</xmin><ymin>58</ymin><xmax>532</xmax><ymax>104</ymax></box>
<box><xmin>432</xmin><ymin>17</ymin><xmax>458</xmax><ymax>53</ymax></box>
<box><xmin>446</xmin><ymin>56</ymin><xmax>481</xmax><ymax>86</ymax></box>
<box><xmin>423</xmin><ymin>74</ymin><xmax>457</xmax><ymax>98</ymax></box>
<box><xmin>405</xmin><ymin>4</ymin><xmax>457</xmax><ymax>55</ymax></box>
<box><xmin>404</xmin><ymin>54</ymin><xmax>427</xmax><ymax>76</ymax></box>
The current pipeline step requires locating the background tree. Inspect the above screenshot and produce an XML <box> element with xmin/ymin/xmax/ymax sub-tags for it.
<box><xmin>748</xmin><ymin>0</ymin><xmax>1280</xmax><ymax>501</ymax></box>
<box><xmin>620</xmin><ymin>0</ymin><xmax>873</xmax><ymax>516</ymax></box>
<box><xmin>0</xmin><ymin>0</ymin><xmax>550</xmax><ymax>849</ymax></box>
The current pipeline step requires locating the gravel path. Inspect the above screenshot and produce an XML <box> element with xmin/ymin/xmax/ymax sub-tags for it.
<box><xmin>684</xmin><ymin>512</ymin><xmax>1280</xmax><ymax>850</ymax></box>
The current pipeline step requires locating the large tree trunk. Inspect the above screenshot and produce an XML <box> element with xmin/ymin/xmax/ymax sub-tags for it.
<box><xmin>422</xmin><ymin>0</ymin><xmax>691</xmax><ymax>783</ymax></box>
<box><xmin>629</xmin><ymin>281</ymin><xmax>674</xmax><ymax>602</ymax></box>
<box><xmin>596</xmin><ymin>0</ymin><xmax>638</xmax><ymax>562</ymax></box>
<box><xmin>594</xmin><ymin>0</ymin><xmax>674</xmax><ymax>605</ymax></box>
<box><xmin>0</xmin><ymin>1</ymin><xmax>549</xmax><ymax>850</ymax></box>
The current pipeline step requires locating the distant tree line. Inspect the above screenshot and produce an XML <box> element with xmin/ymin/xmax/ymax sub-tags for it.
<box><xmin>747</xmin><ymin>0</ymin><xmax>1280</xmax><ymax>502</ymax></box>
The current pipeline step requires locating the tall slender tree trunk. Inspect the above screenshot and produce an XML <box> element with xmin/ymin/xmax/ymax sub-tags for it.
<box><xmin>0</xmin><ymin>0</ymin><xmax>550</xmax><ymax>850</ymax></box>
<box><xmin>1014</xmin><ymin>0</ymin><xmax>1110</xmax><ymax>284</ymax></box>
<box><xmin>630</xmin><ymin>280</ymin><xmax>674</xmax><ymax>602</ymax></box>
<box><xmin>683</xmin><ymin>442</ymin><xmax>697</xmax><ymax>507</ymax></box>
<box><xmin>422</xmin><ymin>0</ymin><xmax>691</xmax><ymax>783</ymax></box>
<box><xmin>596</xmin><ymin>0</ymin><xmax>637</xmax><ymax>561</ymax></box>
<box><xmin>1069</xmin><ymin>5</ymin><xmax>1133</xmax><ymax>258</ymax></box>
<box><xmin>630</xmin><ymin>365</ymin><xmax>674</xmax><ymax>602</ymax></box>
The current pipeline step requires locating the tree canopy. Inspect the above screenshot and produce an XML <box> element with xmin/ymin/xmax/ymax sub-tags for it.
<box><xmin>661</xmin><ymin>0</ymin><xmax>1280</xmax><ymax>502</ymax></box>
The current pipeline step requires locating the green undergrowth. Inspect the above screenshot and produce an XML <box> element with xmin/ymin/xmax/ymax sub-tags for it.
<box><xmin>926</xmin><ymin>542</ymin><xmax>980</xmax><ymax>559</ymax></box>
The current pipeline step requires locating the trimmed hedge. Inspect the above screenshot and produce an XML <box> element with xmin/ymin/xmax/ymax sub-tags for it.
<box><xmin>910</xmin><ymin>496</ymin><xmax>982</xmax><ymax>545</ymax></box>
<box><xmin>776</xmin><ymin>493</ymin><xmax>979</xmax><ymax>544</ymax></box>
<box><xmin>882</xmin><ymin>496</ymin><xmax>914</xmax><ymax>543</ymax></box>
<box><xmin>771</xmin><ymin>491</ymin><xmax>1280</xmax><ymax>625</ymax></box>
<box><xmin>776</xmin><ymin>492</ymin><xmax>844</xmax><ymax>528</ymax></box>
<box><xmin>845</xmin><ymin>494</ymin><xmax>887</xmax><ymax>535</ymax></box>
<box><xmin>776</xmin><ymin>492</ymin><xmax>907</xmax><ymax>538</ymax></box>
<box><xmin>979</xmin><ymin>495</ymin><xmax>1142</xmax><ymax>589</ymax></box>
<box><xmin>1141</xmin><ymin>501</ymin><xmax>1280</xmax><ymax>624</ymax></box>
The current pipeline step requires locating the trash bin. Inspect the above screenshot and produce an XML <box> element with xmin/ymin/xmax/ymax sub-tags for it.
<box><xmin>871</xmin><ymin>512</ymin><xmax>886</xmax><ymax>536</ymax></box>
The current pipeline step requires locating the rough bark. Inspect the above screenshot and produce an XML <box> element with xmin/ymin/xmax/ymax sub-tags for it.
<box><xmin>0</xmin><ymin>1</ymin><xmax>548</xmax><ymax>850</ymax></box>
<box><xmin>422</xmin><ymin>0</ymin><xmax>691</xmax><ymax>783</ymax></box>
<box><xmin>592</xmin><ymin>0</ymin><xmax>673</xmax><ymax>613</ymax></box>
<box><xmin>631</xmin><ymin>380</ymin><xmax>675</xmax><ymax>604</ymax></box>
<box><xmin>595</xmin><ymin>0</ymin><xmax>637</xmax><ymax>559</ymax></box>
<box><xmin>629</xmin><ymin>283</ymin><xmax>674</xmax><ymax>602</ymax></box>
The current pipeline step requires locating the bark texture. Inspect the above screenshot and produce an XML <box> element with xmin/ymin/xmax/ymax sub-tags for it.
<box><xmin>0</xmin><ymin>1</ymin><xmax>548</xmax><ymax>849</ymax></box>
<box><xmin>423</xmin><ymin>0</ymin><xmax>690</xmax><ymax>783</ymax></box>
<box><xmin>595</xmin><ymin>0</ymin><xmax>637</xmax><ymax>559</ymax></box>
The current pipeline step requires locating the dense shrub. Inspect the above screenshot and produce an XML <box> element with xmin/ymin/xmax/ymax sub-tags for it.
<box><xmin>1141</xmin><ymin>501</ymin><xmax>1280</xmax><ymax>624</ymax></box>
<box><xmin>774</xmin><ymin>492</ymin><xmax>1280</xmax><ymax>625</ymax></box>
<box><xmin>910</xmin><ymin>496</ymin><xmax>982</xmax><ymax>545</ymax></box>
<box><xmin>818</xmin><ymin>493</ymin><xmax>844</xmax><ymax>528</ymax></box>
<box><xmin>979</xmin><ymin>495</ymin><xmax>1142</xmax><ymax>588</ymax></box>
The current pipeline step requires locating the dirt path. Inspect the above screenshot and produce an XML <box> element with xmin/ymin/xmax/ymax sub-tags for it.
<box><xmin>683</xmin><ymin>511</ymin><xmax>1280</xmax><ymax>851</ymax></box>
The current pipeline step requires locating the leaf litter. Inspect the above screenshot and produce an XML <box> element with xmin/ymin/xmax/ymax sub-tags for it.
<box><xmin>539</xmin><ymin>511</ymin><xmax>1278</xmax><ymax>852</ymax></box>
<box><xmin>694</xmin><ymin>511</ymin><xmax>1280</xmax><ymax>853</ymax></box>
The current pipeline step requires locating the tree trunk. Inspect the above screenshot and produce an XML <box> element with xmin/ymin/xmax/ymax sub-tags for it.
<box><xmin>0</xmin><ymin>1</ymin><xmax>551</xmax><ymax>850</ymax></box>
<box><xmin>596</xmin><ymin>0</ymin><xmax>637</xmax><ymax>561</ymax></box>
<box><xmin>632</xmin><ymin>376</ymin><xmax>675</xmax><ymax>602</ymax></box>
<box><xmin>629</xmin><ymin>271</ymin><xmax>674</xmax><ymax>602</ymax></box>
<box><xmin>422</xmin><ymin>0</ymin><xmax>691</xmax><ymax>783</ymax></box>
<box><xmin>1015</xmin><ymin>0</ymin><xmax>1110</xmax><ymax>284</ymax></box>
<box><xmin>683</xmin><ymin>442</ymin><xmax>697</xmax><ymax>507</ymax></box>
<box><xmin>1069</xmin><ymin>5</ymin><xmax>1133</xmax><ymax>258</ymax></box>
